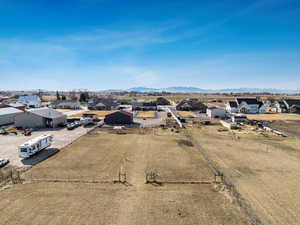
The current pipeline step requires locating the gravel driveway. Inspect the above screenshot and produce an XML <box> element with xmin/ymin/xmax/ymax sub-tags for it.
<box><xmin>0</xmin><ymin>126</ymin><xmax>95</xmax><ymax>168</ymax></box>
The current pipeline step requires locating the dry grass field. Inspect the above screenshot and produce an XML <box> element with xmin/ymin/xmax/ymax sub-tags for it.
<box><xmin>177</xmin><ymin>111</ymin><xmax>198</xmax><ymax>118</ymax></box>
<box><xmin>0</xmin><ymin>128</ymin><xmax>251</xmax><ymax>225</ymax></box>
<box><xmin>136</xmin><ymin>111</ymin><xmax>155</xmax><ymax>118</ymax></box>
<box><xmin>247</xmin><ymin>113</ymin><xmax>300</xmax><ymax>121</ymax></box>
<box><xmin>189</xmin><ymin>124</ymin><xmax>300</xmax><ymax>225</ymax></box>
<box><xmin>70</xmin><ymin>110</ymin><xmax>116</xmax><ymax>118</ymax></box>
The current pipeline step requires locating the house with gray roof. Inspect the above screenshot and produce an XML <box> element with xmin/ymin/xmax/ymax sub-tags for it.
<box><xmin>15</xmin><ymin>108</ymin><xmax>66</xmax><ymax>129</ymax></box>
<box><xmin>18</xmin><ymin>95</ymin><xmax>41</xmax><ymax>108</ymax></box>
<box><xmin>52</xmin><ymin>100</ymin><xmax>81</xmax><ymax>110</ymax></box>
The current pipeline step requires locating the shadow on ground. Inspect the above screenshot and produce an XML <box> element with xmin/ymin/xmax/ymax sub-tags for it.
<box><xmin>21</xmin><ymin>148</ymin><xmax>60</xmax><ymax>166</ymax></box>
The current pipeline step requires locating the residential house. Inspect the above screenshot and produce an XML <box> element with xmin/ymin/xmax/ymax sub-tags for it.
<box><xmin>18</xmin><ymin>96</ymin><xmax>41</xmax><ymax>108</ymax></box>
<box><xmin>176</xmin><ymin>98</ymin><xmax>207</xmax><ymax>112</ymax></box>
<box><xmin>132</xmin><ymin>101</ymin><xmax>157</xmax><ymax>111</ymax></box>
<box><xmin>52</xmin><ymin>100</ymin><xmax>81</xmax><ymax>110</ymax></box>
<box><xmin>156</xmin><ymin>97</ymin><xmax>171</xmax><ymax>106</ymax></box>
<box><xmin>225</xmin><ymin>101</ymin><xmax>239</xmax><ymax>113</ymax></box>
<box><xmin>88</xmin><ymin>98</ymin><xmax>119</xmax><ymax>110</ymax></box>
<box><xmin>15</xmin><ymin>108</ymin><xmax>67</xmax><ymax>129</ymax></box>
<box><xmin>236</xmin><ymin>98</ymin><xmax>262</xmax><ymax>114</ymax></box>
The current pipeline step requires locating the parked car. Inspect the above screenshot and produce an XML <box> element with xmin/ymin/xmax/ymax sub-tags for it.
<box><xmin>74</xmin><ymin>121</ymin><xmax>81</xmax><ymax>127</ymax></box>
<box><xmin>67</xmin><ymin>123</ymin><xmax>76</xmax><ymax>130</ymax></box>
<box><xmin>0</xmin><ymin>157</ymin><xmax>9</xmax><ymax>167</ymax></box>
<box><xmin>80</xmin><ymin>117</ymin><xmax>93</xmax><ymax>126</ymax></box>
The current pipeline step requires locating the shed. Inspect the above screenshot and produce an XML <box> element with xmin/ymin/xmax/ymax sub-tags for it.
<box><xmin>207</xmin><ymin>107</ymin><xmax>226</xmax><ymax>119</ymax></box>
<box><xmin>104</xmin><ymin>111</ymin><xmax>133</xmax><ymax>125</ymax></box>
<box><xmin>0</xmin><ymin>107</ymin><xmax>24</xmax><ymax>126</ymax></box>
<box><xmin>15</xmin><ymin>108</ymin><xmax>67</xmax><ymax>129</ymax></box>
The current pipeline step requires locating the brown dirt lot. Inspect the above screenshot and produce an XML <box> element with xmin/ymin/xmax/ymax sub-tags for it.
<box><xmin>0</xmin><ymin>128</ymin><xmax>251</xmax><ymax>225</ymax></box>
<box><xmin>269</xmin><ymin>120</ymin><xmax>300</xmax><ymax>138</ymax></box>
<box><xmin>189</xmin><ymin>125</ymin><xmax>300</xmax><ymax>225</ymax></box>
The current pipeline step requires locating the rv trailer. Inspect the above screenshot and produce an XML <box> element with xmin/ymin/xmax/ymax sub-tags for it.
<box><xmin>19</xmin><ymin>134</ymin><xmax>53</xmax><ymax>158</ymax></box>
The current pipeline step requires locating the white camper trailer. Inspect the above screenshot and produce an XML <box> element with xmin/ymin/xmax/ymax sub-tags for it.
<box><xmin>19</xmin><ymin>134</ymin><xmax>53</xmax><ymax>158</ymax></box>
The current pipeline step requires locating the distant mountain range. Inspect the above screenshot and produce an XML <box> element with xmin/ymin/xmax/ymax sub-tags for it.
<box><xmin>103</xmin><ymin>87</ymin><xmax>300</xmax><ymax>94</ymax></box>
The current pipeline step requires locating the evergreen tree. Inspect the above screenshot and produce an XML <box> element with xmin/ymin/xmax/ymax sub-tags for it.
<box><xmin>56</xmin><ymin>91</ymin><xmax>61</xmax><ymax>100</ymax></box>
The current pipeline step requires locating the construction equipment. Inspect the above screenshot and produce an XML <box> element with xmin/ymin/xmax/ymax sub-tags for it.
<box><xmin>22</xmin><ymin>129</ymin><xmax>32</xmax><ymax>136</ymax></box>
<box><xmin>0</xmin><ymin>128</ymin><xmax>17</xmax><ymax>135</ymax></box>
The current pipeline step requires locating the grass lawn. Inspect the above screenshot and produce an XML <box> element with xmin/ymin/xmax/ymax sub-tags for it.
<box><xmin>136</xmin><ymin>111</ymin><xmax>155</xmax><ymax>118</ymax></box>
<box><xmin>177</xmin><ymin>111</ymin><xmax>198</xmax><ymax>118</ymax></box>
<box><xmin>247</xmin><ymin>113</ymin><xmax>300</xmax><ymax>121</ymax></box>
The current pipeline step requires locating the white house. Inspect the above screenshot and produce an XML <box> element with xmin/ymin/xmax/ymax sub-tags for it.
<box><xmin>236</xmin><ymin>98</ymin><xmax>262</xmax><ymax>114</ymax></box>
<box><xmin>18</xmin><ymin>96</ymin><xmax>42</xmax><ymax>108</ymax></box>
<box><xmin>226</xmin><ymin>101</ymin><xmax>239</xmax><ymax>113</ymax></box>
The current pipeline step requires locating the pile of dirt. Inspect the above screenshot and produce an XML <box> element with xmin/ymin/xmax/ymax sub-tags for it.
<box><xmin>176</xmin><ymin>139</ymin><xmax>194</xmax><ymax>147</ymax></box>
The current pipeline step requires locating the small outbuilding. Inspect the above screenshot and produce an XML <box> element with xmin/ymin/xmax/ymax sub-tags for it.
<box><xmin>207</xmin><ymin>107</ymin><xmax>226</xmax><ymax>119</ymax></box>
<box><xmin>0</xmin><ymin>107</ymin><xmax>24</xmax><ymax>126</ymax></box>
<box><xmin>15</xmin><ymin>108</ymin><xmax>67</xmax><ymax>129</ymax></box>
<box><xmin>104</xmin><ymin>111</ymin><xmax>133</xmax><ymax>125</ymax></box>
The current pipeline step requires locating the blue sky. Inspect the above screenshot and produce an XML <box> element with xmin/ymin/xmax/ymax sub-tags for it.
<box><xmin>0</xmin><ymin>0</ymin><xmax>300</xmax><ymax>91</ymax></box>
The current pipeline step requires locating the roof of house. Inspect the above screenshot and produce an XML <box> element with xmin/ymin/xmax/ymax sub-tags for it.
<box><xmin>89</xmin><ymin>98</ymin><xmax>119</xmax><ymax>107</ymax></box>
<box><xmin>228</xmin><ymin>101</ymin><xmax>238</xmax><ymax>108</ymax></box>
<box><xmin>28</xmin><ymin>108</ymin><xmax>65</xmax><ymax>119</ymax></box>
<box><xmin>52</xmin><ymin>100</ymin><xmax>80</xmax><ymax>107</ymax></box>
<box><xmin>18</xmin><ymin>95</ymin><xmax>41</xmax><ymax>103</ymax></box>
<box><xmin>95</xmin><ymin>102</ymin><xmax>106</xmax><ymax>107</ymax></box>
<box><xmin>236</xmin><ymin>98</ymin><xmax>260</xmax><ymax>105</ymax></box>
<box><xmin>176</xmin><ymin>99</ymin><xmax>207</xmax><ymax>109</ymax></box>
<box><xmin>284</xmin><ymin>99</ymin><xmax>300</xmax><ymax>107</ymax></box>
<box><xmin>8</xmin><ymin>102</ymin><xmax>25</xmax><ymax>107</ymax></box>
<box><xmin>207</xmin><ymin>106</ymin><xmax>217</xmax><ymax>110</ymax></box>
<box><xmin>0</xmin><ymin>107</ymin><xmax>23</xmax><ymax>116</ymax></box>
<box><xmin>107</xmin><ymin>110</ymin><xmax>133</xmax><ymax>117</ymax></box>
